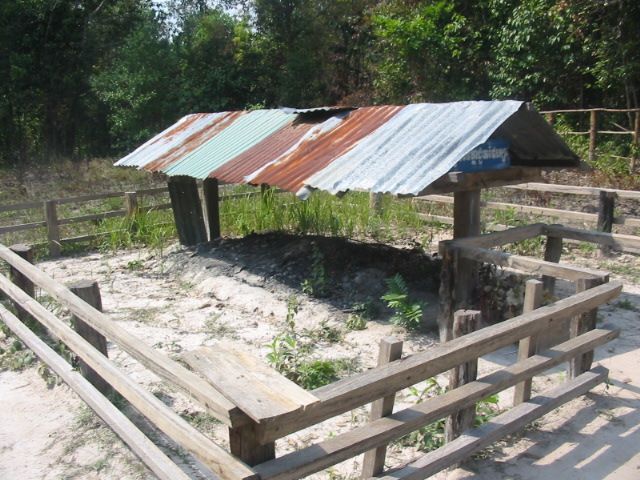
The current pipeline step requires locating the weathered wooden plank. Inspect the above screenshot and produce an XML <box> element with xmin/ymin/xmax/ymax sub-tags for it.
<box><xmin>183</xmin><ymin>345</ymin><xmax>319</xmax><ymax>423</ymax></box>
<box><xmin>203</xmin><ymin>178</ymin><xmax>221</xmax><ymax>240</ymax></box>
<box><xmin>57</xmin><ymin>209</ymin><xmax>126</xmax><ymax>226</ymax></box>
<box><xmin>0</xmin><ymin>303</ymin><xmax>192</xmax><ymax>480</ymax></box>
<box><xmin>0</xmin><ymin>274</ymin><xmax>257</xmax><ymax>480</ymax></box>
<box><xmin>0</xmin><ymin>200</ymin><xmax>42</xmax><ymax>213</ymax></box>
<box><xmin>597</xmin><ymin>191</ymin><xmax>616</xmax><ymax>256</ymax></box>
<box><xmin>8</xmin><ymin>244</ymin><xmax>35</xmax><ymax>323</ymax></box>
<box><xmin>44</xmin><ymin>200</ymin><xmax>61</xmax><ymax>257</ymax></box>
<box><xmin>569</xmin><ymin>277</ymin><xmax>604</xmax><ymax>379</ymax></box>
<box><xmin>125</xmin><ymin>192</ymin><xmax>139</xmax><ymax>217</ymax></box>
<box><xmin>0</xmin><ymin>244</ymin><xmax>249</xmax><ymax>428</ymax></box>
<box><xmin>513</xmin><ymin>279</ymin><xmax>544</xmax><ymax>405</ymax></box>
<box><xmin>545</xmin><ymin>225</ymin><xmax>640</xmax><ymax>252</ymax></box>
<box><xmin>362</xmin><ymin>337</ymin><xmax>404</xmax><ymax>478</ymax></box>
<box><xmin>447</xmin><ymin>224</ymin><xmax>546</xmax><ymax>249</ymax></box>
<box><xmin>542</xmin><ymin>233</ymin><xmax>563</xmax><ymax>295</ymax></box>
<box><xmin>0</xmin><ymin>221</ymin><xmax>46</xmax><ymax>235</ymax></box>
<box><xmin>452</xmin><ymin>190</ymin><xmax>481</xmax><ymax>313</ymax></box>
<box><xmin>255</xmin><ymin>281</ymin><xmax>621</xmax><ymax>443</ymax></box>
<box><xmin>455</xmin><ymin>245</ymin><xmax>609</xmax><ymax>282</ymax></box>
<box><xmin>374</xmin><ymin>367</ymin><xmax>608</xmax><ymax>480</ymax></box>
<box><xmin>416</xmin><ymin>167</ymin><xmax>543</xmax><ymax>196</ymax></box>
<box><xmin>167</xmin><ymin>176</ymin><xmax>207</xmax><ymax>246</ymax></box>
<box><xmin>253</xmin><ymin>331</ymin><xmax>617</xmax><ymax>480</ymax></box>
<box><xmin>504</xmin><ymin>182</ymin><xmax>640</xmax><ymax>200</ymax></box>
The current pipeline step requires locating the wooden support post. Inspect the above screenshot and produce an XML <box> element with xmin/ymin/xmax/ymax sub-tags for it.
<box><xmin>68</xmin><ymin>279</ymin><xmax>111</xmax><ymax>396</ymax></box>
<box><xmin>437</xmin><ymin>242</ymin><xmax>455</xmax><ymax>342</ymax></box>
<box><xmin>229</xmin><ymin>423</ymin><xmax>275</xmax><ymax>467</ymax></box>
<box><xmin>597</xmin><ymin>190</ymin><xmax>616</xmax><ymax>256</ymax></box>
<box><xmin>452</xmin><ymin>189</ymin><xmax>481</xmax><ymax>310</ymax></box>
<box><xmin>569</xmin><ymin>277</ymin><xmax>604</xmax><ymax>379</ymax></box>
<box><xmin>513</xmin><ymin>279</ymin><xmax>543</xmax><ymax>405</ymax></box>
<box><xmin>369</xmin><ymin>192</ymin><xmax>383</xmax><ymax>216</ymax></box>
<box><xmin>8</xmin><ymin>244</ymin><xmax>35</xmax><ymax>324</ymax></box>
<box><xmin>542</xmin><ymin>234</ymin><xmax>563</xmax><ymax>296</ymax></box>
<box><xmin>167</xmin><ymin>176</ymin><xmax>207</xmax><ymax>246</ymax></box>
<box><xmin>589</xmin><ymin>110</ymin><xmax>597</xmax><ymax>162</ymax></box>
<box><xmin>362</xmin><ymin>337</ymin><xmax>403</xmax><ymax>478</ymax></box>
<box><xmin>445</xmin><ymin>310</ymin><xmax>481</xmax><ymax>444</ymax></box>
<box><xmin>124</xmin><ymin>192</ymin><xmax>139</xmax><ymax>217</ymax></box>
<box><xmin>44</xmin><ymin>200</ymin><xmax>61</xmax><ymax>257</ymax></box>
<box><xmin>632</xmin><ymin>112</ymin><xmax>639</xmax><ymax>172</ymax></box>
<box><xmin>203</xmin><ymin>178</ymin><xmax>221</xmax><ymax>241</ymax></box>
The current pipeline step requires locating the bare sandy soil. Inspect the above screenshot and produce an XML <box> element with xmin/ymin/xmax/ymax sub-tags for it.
<box><xmin>0</xmin><ymin>235</ymin><xmax>638</xmax><ymax>480</ymax></box>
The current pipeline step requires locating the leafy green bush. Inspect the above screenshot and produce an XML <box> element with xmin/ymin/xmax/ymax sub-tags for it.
<box><xmin>381</xmin><ymin>274</ymin><xmax>425</xmax><ymax>330</ymax></box>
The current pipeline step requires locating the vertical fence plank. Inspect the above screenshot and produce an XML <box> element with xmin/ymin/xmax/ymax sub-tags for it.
<box><xmin>453</xmin><ymin>190</ymin><xmax>481</xmax><ymax>314</ymax></box>
<box><xmin>167</xmin><ymin>176</ymin><xmax>206</xmax><ymax>246</ymax></box>
<box><xmin>361</xmin><ymin>337</ymin><xmax>404</xmax><ymax>478</ymax></box>
<box><xmin>569</xmin><ymin>277</ymin><xmax>604</xmax><ymax>379</ymax></box>
<box><xmin>68</xmin><ymin>279</ymin><xmax>111</xmax><ymax>396</ymax></box>
<box><xmin>203</xmin><ymin>178</ymin><xmax>221</xmax><ymax>241</ymax></box>
<box><xmin>542</xmin><ymin>234</ymin><xmax>563</xmax><ymax>295</ymax></box>
<box><xmin>445</xmin><ymin>310</ymin><xmax>481</xmax><ymax>444</ymax></box>
<box><xmin>513</xmin><ymin>279</ymin><xmax>544</xmax><ymax>405</ymax></box>
<box><xmin>589</xmin><ymin>110</ymin><xmax>598</xmax><ymax>162</ymax></box>
<box><xmin>8</xmin><ymin>244</ymin><xmax>35</xmax><ymax>324</ymax></box>
<box><xmin>44</xmin><ymin>200</ymin><xmax>61</xmax><ymax>257</ymax></box>
<box><xmin>437</xmin><ymin>243</ymin><xmax>455</xmax><ymax>342</ymax></box>
<box><xmin>124</xmin><ymin>192</ymin><xmax>139</xmax><ymax>217</ymax></box>
<box><xmin>229</xmin><ymin>422</ymin><xmax>275</xmax><ymax>466</ymax></box>
<box><xmin>597</xmin><ymin>191</ymin><xmax>616</xmax><ymax>256</ymax></box>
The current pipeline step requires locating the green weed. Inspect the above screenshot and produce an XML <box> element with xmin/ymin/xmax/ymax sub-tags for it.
<box><xmin>345</xmin><ymin>313</ymin><xmax>367</xmax><ymax>331</ymax></box>
<box><xmin>301</xmin><ymin>244</ymin><xmax>328</xmax><ymax>297</ymax></box>
<box><xmin>381</xmin><ymin>274</ymin><xmax>425</xmax><ymax>330</ymax></box>
<box><xmin>615</xmin><ymin>299</ymin><xmax>637</xmax><ymax>311</ymax></box>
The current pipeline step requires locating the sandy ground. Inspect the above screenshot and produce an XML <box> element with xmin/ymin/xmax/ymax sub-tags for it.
<box><xmin>0</xmin><ymin>237</ymin><xmax>639</xmax><ymax>480</ymax></box>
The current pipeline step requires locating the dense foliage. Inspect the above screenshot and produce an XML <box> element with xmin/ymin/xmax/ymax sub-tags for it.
<box><xmin>1</xmin><ymin>0</ymin><xmax>638</xmax><ymax>165</ymax></box>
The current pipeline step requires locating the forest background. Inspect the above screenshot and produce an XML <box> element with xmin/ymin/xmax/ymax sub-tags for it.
<box><xmin>1</xmin><ymin>0</ymin><xmax>638</xmax><ymax>168</ymax></box>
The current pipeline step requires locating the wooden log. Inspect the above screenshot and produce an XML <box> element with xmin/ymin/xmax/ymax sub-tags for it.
<box><xmin>455</xmin><ymin>245</ymin><xmax>609</xmax><ymax>282</ymax></box>
<box><xmin>253</xmin><ymin>330</ymin><xmax>617</xmax><ymax>480</ymax></box>
<box><xmin>445</xmin><ymin>310</ymin><xmax>481</xmax><ymax>444</ymax></box>
<box><xmin>254</xmin><ymin>281</ymin><xmax>621</xmax><ymax>443</ymax></box>
<box><xmin>569</xmin><ymin>277</ymin><xmax>604</xmax><ymax>379</ymax></box>
<box><xmin>513</xmin><ymin>280</ymin><xmax>543</xmax><ymax>405</ymax></box>
<box><xmin>124</xmin><ymin>192</ymin><xmax>139</xmax><ymax>217</ymax></box>
<box><xmin>597</xmin><ymin>191</ymin><xmax>616</xmax><ymax>256</ymax></box>
<box><xmin>8</xmin><ymin>244</ymin><xmax>35</xmax><ymax>324</ymax></box>
<box><xmin>373</xmin><ymin>367</ymin><xmax>608</xmax><ymax>480</ymax></box>
<box><xmin>203</xmin><ymin>178</ymin><xmax>221</xmax><ymax>240</ymax></box>
<box><xmin>167</xmin><ymin>176</ymin><xmax>206</xmax><ymax>246</ymax></box>
<box><xmin>589</xmin><ymin>110</ymin><xmax>597</xmax><ymax>162</ymax></box>
<box><xmin>44</xmin><ymin>200</ymin><xmax>61</xmax><ymax>257</ymax></box>
<box><xmin>542</xmin><ymin>234</ymin><xmax>563</xmax><ymax>295</ymax></box>
<box><xmin>0</xmin><ymin>273</ymin><xmax>256</xmax><ymax>480</ymax></box>
<box><xmin>0</xmin><ymin>304</ymin><xmax>192</xmax><ymax>480</ymax></box>
<box><xmin>68</xmin><ymin>279</ymin><xmax>111</xmax><ymax>396</ymax></box>
<box><xmin>0</xmin><ymin>244</ymin><xmax>248</xmax><ymax>428</ymax></box>
<box><xmin>362</xmin><ymin>337</ymin><xmax>404</xmax><ymax>478</ymax></box>
<box><xmin>452</xmin><ymin>189</ymin><xmax>480</xmax><ymax>317</ymax></box>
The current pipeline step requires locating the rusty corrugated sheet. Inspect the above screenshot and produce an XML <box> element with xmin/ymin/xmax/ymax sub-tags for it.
<box><xmin>142</xmin><ymin>111</ymin><xmax>245</xmax><ymax>172</ymax></box>
<box><xmin>248</xmin><ymin>106</ymin><xmax>403</xmax><ymax>192</ymax></box>
<box><xmin>163</xmin><ymin>109</ymin><xmax>295</xmax><ymax>179</ymax></box>
<box><xmin>209</xmin><ymin>119</ymin><xmax>320</xmax><ymax>184</ymax></box>
<box><xmin>115</xmin><ymin>113</ymin><xmax>229</xmax><ymax>168</ymax></box>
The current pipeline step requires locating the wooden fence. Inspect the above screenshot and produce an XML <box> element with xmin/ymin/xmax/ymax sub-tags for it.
<box><xmin>540</xmin><ymin>107</ymin><xmax>640</xmax><ymax>168</ymax></box>
<box><xmin>0</xmin><ymin>222</ymin><xmax>624</xmax><ymax>479</ymax></box>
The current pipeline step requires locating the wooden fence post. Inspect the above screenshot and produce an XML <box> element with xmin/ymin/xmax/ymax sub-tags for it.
<box><xmin>8</xmin><ymin>244</ymin><xmax>35</xmax><ymax>324</ymax></box>
<box><xmin>445</xmin><ymin>310</ymin><xmax>481</xmax><ymax>443</ymax></box>
<box><xmin>452</xmin><ymin>190</ymin><xmax>481</xmax><ymax>311</ymax></box>
<box><xmin>68</xmin><ymin>279</ymin><xmax>111</xmax><ymax>395</ymax></box>
<box><xmin>597</xmin><ymin>190</ymin><xmax>616</xmax><ymax>256</ymax></box>
<box><xmin>513</xmin><ymin>279</ymin><xmax>544</xmax><ymax>405</ymax></box>
<box><xmin>203</xmin><ymin>178</ymin><xmax>221</xmax><ymax>241</ymax></box>
<box><xmin>437</xmin><ymin>242</ymin><xmax>456</xmax><ymax>342</ymax></box>
<box><xmin>124</xmin><ymin>192</ymin><xmax>139</xmax><ymax>217</ymax></box>
<box><xmin>632</xmin><ymin>112</ymin><xmax>639</xmax><ymax>172</ymax></box>
<box><xmin>361</xmin><ymin>337</ymin><xmax>403</xmax><ymax>478</ymax></box>
<box><xmin>542</xmin><ymin>233</ymin><xmax>563</xmax><ymax>296</ymax></box>
<box><xmin>229</xmin><ymin>423</ymin><xmax>275</xmax><ymax>467</ymax></box>
<box><xmin>167</xmin><ymin>176</ymin><xmax>207</xmax><ymax>246</ymax></box>
<box><xmin>369</xmin><ymin>192</ymin><xmax>383</xmax><ymax>216</ymax></box>
<box><xmin>569</xmin><ymin>277</ymin><xmax>604</xmax><ymax>379</ymax></box>
<box><xmin>44</xmin><ymin>200</ymin><xmax>61</xmax><ymax>257</ymax></box>
<box><xmin>589</xmin><ymin>110</ymin><xmax>597</xmax><ymax>162</ymax></box>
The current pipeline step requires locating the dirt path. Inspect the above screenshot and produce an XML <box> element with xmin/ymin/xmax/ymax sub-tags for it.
<box><xmin>1</xmin><ymin>237</ymin><xmax>639</xmax><ymax>479</ymax></box>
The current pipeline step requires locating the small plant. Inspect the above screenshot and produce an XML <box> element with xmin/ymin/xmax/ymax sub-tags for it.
<box><xmin>381</xmin><ymin>274</ymin><xmax>425</xmax><ymax>330</ymax></box>
<box><xmin>304</xmin><ymin>320</ymin><xmax>343</xmax><ymax>343</ymax></box>
<box><xmin>126</xmin><ymin>259</ymin><xmax>144</xmax><ymax>271</ymax></box>
<box><xmin>301</xmin><ymin>244</ymin><xmax>329</xmax><ymax>297</ymax></box>
<box><xmin>297</xmin><ymin>360</ymin><xmax>339</xmax><ymax>390</ymax></box>
<box><xmin>615</xmin><ymin>299</ymin><xmax>637</xmax><ymax>311</ymax></box>
<box><xmin>345</xmin><ymin>313</ymin><xmax>367</xmax><ymax>331</ymax></box>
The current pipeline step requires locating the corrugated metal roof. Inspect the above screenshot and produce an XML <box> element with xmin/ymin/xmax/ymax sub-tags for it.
<box><xmin>115</xmin><ymin>113</ymin><xmax>228</xmax><ymax>168</ymax></box>
<box><xmin>144</xmin><ymin>111</ymin><xmax>244</xmax><ymax>172</ymax></box>
<box><xmin>301</xmin><ymin>101</ymin><xmax>524</xmax><ymax>197</ymax></box>
<box><xmin>163</xmin><ymin>109</ymin><xmax>296</xmax><ymax>179</ymax></box>
<box><xmin>208</xmin><ymin>119</ymin><xmax>319</xmax><ymax>184</ymax></box>
<box><xmin>249</xmin><ymin>106</ymin><xmax>403</xmax><ymax>192</ymax></box>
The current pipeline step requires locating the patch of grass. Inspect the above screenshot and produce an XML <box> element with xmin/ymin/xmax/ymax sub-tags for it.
<box><xmin>615</xmin><ymin>299</ymin><xmax>638</xmax><ymax>311</ymax></box>
<box><xmin>345</xmin><ymin>313</ymin><xmax>367</xmax><ymax>331</ymax></box>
